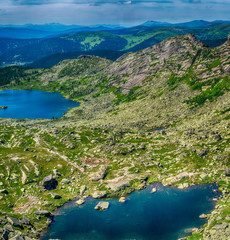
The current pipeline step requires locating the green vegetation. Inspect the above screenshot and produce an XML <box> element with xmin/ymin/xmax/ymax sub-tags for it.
<box><xmin>1</xmin><ymin>22</ymin><xmax>230</xmax><ymax>68</ymax></box>
<box><xmin>186</xmin><ymin>77</ymin><xmax>229</xmax><ymax>106</ymax></box>
<box><xmin>0</xmin><ymin>33</ymin><xmax>230</xmax><ymax>240</ymax></box>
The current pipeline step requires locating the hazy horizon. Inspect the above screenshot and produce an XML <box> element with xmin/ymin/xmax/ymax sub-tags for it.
<box><xmin>1</xmin><ymin>1</ymin><xmax>230</xmax><ymax>27</ymax></box>
<box><xmin>0</xmin><ymin>19</ymin><xmax>229</xmax><ymax>28</ymax></box>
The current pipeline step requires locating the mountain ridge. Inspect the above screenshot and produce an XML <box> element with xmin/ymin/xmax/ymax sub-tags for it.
<box><xmin>1</xmin><ymin>21</ymin><xmax>230</xmax><ymax>67</ymax></box>
<box><xmin>0</xmin><ymin>33</ymin><xmax>229</xmax><ymax>240</ymax></box>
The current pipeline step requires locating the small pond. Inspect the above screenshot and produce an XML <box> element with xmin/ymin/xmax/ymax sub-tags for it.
<box><xmin>42</xmin><ymin>183</ymin><xmax>221</xmax><ymax>240</ymax></box>
<box><xmin>0</xmin><ymin>89</ymin><xmax>79</xmax><ymax>119</ymax></box>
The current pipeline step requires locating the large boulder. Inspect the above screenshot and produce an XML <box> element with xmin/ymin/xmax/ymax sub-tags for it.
<box><xmin>224</xmin><ymin>169</ymin><xmax>230</xmax><ymax>177</ymax></box>
<box><xmin>91</xmin><ymin>191</ymin><xmax>107</xmax><ymax>199</ymax></box>
<box><xmin>42</xmin><ymin>174</ymin><xmax>58</xmax><ymax>190</ymax></box>
<box><xmin>34</xmin><ymin>210</ymin><xmax>51</xmax><ymax>217</ymax></box>
<box><xmin>7</xmin><ymin>217</ymin><xmax>23</xmax><ymax>229</ymax></box>
<box><xmin>20</xmin><ymin>216</ymin><xmax>30</xmax><ymax>225</ymax></box>
<box><xmin>94</xmin><ymin>201</ymin><xmax>109</xmax><ymax>211</ymax></box>
<box><xmin>50</xmin><ymin>193</ymin><xmax>62</xmax><ymax>199</ymax></box>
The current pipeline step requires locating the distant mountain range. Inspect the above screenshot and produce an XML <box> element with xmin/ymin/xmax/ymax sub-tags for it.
<box><xmin>0</xmin><ymin>23</ymin><xmax>124</xmax><ymax>39</ymax></box>
<box><xmin>0</xmin><ymin>20</ymin><xmax>230</xmax><ymax>68</ymax></box>
<box><xmin>140</xmin><ymin>20</ymin><xmax>230</xmax><ymax>28</ymax></box>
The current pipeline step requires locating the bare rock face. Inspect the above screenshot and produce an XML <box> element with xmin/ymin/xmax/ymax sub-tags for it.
<box><xmin>42</xmin><ymin>174</ymin><xmax>58</xmax><ymax>190</ymax></box>
<box><xmin>106</xmin><ymin>180</ymin><xmax>130</xmax><ymax>192</ymax></box>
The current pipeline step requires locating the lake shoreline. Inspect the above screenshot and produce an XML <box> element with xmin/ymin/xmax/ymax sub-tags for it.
<box><xmin>40</xmin><ymin>182</ymin><xmax>222</xmax><ymax>240</ymax></box>
<box><xmin>39</xmin><ymin>181</ymin><xmax>222</xmax><ymax>240</ymax></box>
<box><xmin>0</xmin><ymin>89</ymin><xmax>80</xmax><ymax>119</ymax></box>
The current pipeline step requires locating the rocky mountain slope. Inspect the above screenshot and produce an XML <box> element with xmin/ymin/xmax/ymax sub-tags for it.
<box><xmin>0</xmin><ymin>34</ymin><xmax>229</xmax><ymax>240</ymax></box>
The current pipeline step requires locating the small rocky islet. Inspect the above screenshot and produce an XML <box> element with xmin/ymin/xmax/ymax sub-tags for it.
<box><xmin>0</xmin><ymin>33</ymin><xmax>230</xmax><ymax>239</ymax></box>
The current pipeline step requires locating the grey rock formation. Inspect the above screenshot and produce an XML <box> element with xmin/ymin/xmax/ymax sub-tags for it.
<box><xmin>42</xmin><ymin>174</ymin><xmax>58</xmax><ymax>190</ymax></box>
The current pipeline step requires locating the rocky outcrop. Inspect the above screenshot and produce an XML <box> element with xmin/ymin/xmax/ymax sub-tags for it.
<box><xmin>42</xmin><ymin>175</ymin><xmax>58</xmax><ymax>190</ymax></box>
<box><xmin>119</xmin><ymin>197</ymin><xmax>126</xmax><ymax>203</ymax></box>
<box><xmin>106</xmin><ymin>180</ymin><xmax>130</xmax><ymax>192</ymax></box>
<box><xmin>91</xmin><ymin>191</ymin><xmax>107</xmax><ymax>199</ymax></box>
<box><xmin>76</xmin><ymin>199</ymin><xmax>85</xmax><ymax>205</ymax></box>
<box><xmin>94</xmin><ymin>201</ymin><xmax>109</xmax><ymax>211</ymax></box>
<box><xmin>20</xmin><ymin>216</ymin><xmax>30</xmax><ymax>225</ymax></box>
<box><xmin>50</xmin><ymin>193</ymin><xmax>61</xmax><ymax>199</ymax></box>
<box><xmin>34</xmin><ymin>210</ymin><xmax>51</xmax><ymax>217</ymax></box>
<box><xmin>7</xmin><ymin>217</ymin><xmax>23</xmax><ymax>229</ymax></box>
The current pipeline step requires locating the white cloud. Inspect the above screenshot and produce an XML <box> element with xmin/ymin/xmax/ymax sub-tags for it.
<box><xmin>0</xmin><ymin>0</ymin><xmax>230</xmax><ymax>25</ymax></box>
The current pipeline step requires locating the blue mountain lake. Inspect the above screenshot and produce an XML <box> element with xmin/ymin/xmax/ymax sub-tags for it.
<box><xmin>0</xmin><ymin>89</ymin><xmax>79</xmax><ymax>119</ymax></box>
<box><xmin>42</xmin><ymin>183</ymin><xmax>221</xmax><ymax>240</ymax></box>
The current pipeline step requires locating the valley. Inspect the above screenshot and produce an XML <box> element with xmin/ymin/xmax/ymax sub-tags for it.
<box><xmin>1</xmin><ymin>20</ymin><xmax>230</xmax><ymax>68</ymax></box>
<box><xmin>0</xmin><ymin>33</ymin><xmax>229</xmax><ymax>240</ymax></box>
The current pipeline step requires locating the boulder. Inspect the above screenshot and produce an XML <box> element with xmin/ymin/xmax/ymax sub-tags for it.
<box><xmin>76</xmin><ymin>199</ymin><xmax>85</xmax><ymax>205</ymax></box>
<box><xmin>60</xmin><ymin>178</ymin><xmax>71</xmax><ymax>184</ymax></box>
<box><xmin>199</xmin><ymin>213</ymin><xmax>207</xmax><ymax>219</ymax></box>
<box><xmin>53</xmin><ymin>169</ymin><xmax>61</xmax><ymax>177</ymax></box>
<box><xmin>178</xmin><ymin>183</ymin><xmax>190</xmax><ymax>189</ymax></box>
<box><xmin>21</xmin><ymin>170</ymin><xmax>27</xmax><ymax>185</ymax></box>
<box><xmin>42</xmin><ymin>175</ymin><xmax>58</xmax><ymax>190</ymax></box>
<box><xmin>91</xmin><ymin>191</ymin><xmax>107</xmax><ymax>199</ymax></box>
<box><xmin>7</xmin><ymin>217</ymin><xmax>23</xmax><ymax>228</ymax></box>
<box><xmin>4</xmin><ymin>224</ymin><xmax>13</xmax><ymax>232</ymax></box>
<box><xmin>50</xmin><ymin>193</ymin><xmax>61</xmax><ymax>199</ymax></box>
<box><xmin>20</xmin><ymin>216</ymin><xmax>30</xmax><ymax>225</ymax></box>
<box><xmin>89</xmin><ymin>168</ymin><xmax>107</xmax><ymax>181</ymax></box>
<box><xmin>34</xmin><ymin>210</ymin><xmax>51</xmax><ymax>217</ymax></box>
<box><xmin>94</xmin><ymin>201</ymin><xmax>109</xmax><ymax>211</ymax></box>
<box><xmin>119</xmin><ymin>197</ymin><xmax>126</xmax><ymax>203</ymax></box>
<box><xmin>198</xmin><ymin>149</ymin><xmax>208</xmax><ymax>157</ymax></box>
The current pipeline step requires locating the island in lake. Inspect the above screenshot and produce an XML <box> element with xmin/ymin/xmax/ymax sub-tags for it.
<box><xmin>0</xmin><ymin>106</ymin><xmax>8</xmax><ymax>109</ymax></box>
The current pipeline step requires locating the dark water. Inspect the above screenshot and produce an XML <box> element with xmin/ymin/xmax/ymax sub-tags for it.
<box><xmin>0</xmin><ymin>89</ymin><xmax>79</xmax><ymax>119</ymax></box>
<box><xmin>42</xmin><ymin>183</ymin><xmax>221</xmax><ymax>240</ymax></box>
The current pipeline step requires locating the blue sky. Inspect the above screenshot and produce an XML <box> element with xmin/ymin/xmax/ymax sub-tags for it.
<box><xmin>1</xmin><ymin>0</ymin><xmax>230</xmax><ymax>26</ymax></box>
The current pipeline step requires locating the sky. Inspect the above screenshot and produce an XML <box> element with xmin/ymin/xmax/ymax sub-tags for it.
<box><xmin>0</xmin><ymin>0</ymin><xmax>230</xmax><ymax>26</ymax></box>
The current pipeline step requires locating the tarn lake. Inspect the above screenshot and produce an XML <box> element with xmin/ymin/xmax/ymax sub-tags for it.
<box><xmin>0</xmin><ymin>89</ymin><xmax>79</xmax><ymax>119</ymax></box>
<box><xmin>42</xmin><ymin>183</ymin><xmax>221</xmax><ymax>240</ymax></box>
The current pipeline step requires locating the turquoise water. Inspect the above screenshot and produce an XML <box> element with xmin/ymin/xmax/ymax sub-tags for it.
<box><xmin>0</xmin><ymin>89</ymin><xmax>79</xmax><ymax>119</ymax></box>
<box><xmin>42</xmin><ymin>183</ymin><xmax>220</xmax><ymax>240</ymax></box>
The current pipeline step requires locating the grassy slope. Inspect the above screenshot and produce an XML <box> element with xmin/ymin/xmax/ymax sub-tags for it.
<box><xmin>0</xmin><ymin>34</ymin><xmax>229</xmax><ymax>239</ymax></box>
